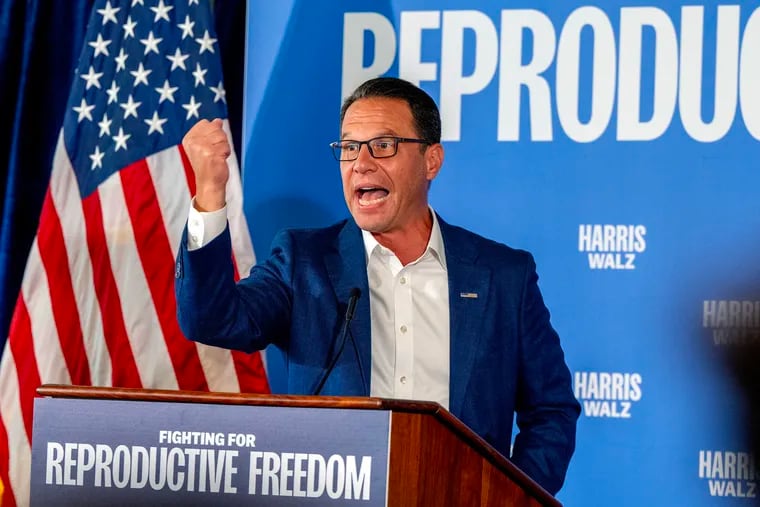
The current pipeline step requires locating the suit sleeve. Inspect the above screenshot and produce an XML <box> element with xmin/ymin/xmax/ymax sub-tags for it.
<box><xmin>175</xmin><ymin>225</ymin><xmax>294</xmax><ymax>352</ymax></box>
<box><xmin>510</xmin><ymin>254</ymin><xmax>581</xmax><ymax>496</ymax></box>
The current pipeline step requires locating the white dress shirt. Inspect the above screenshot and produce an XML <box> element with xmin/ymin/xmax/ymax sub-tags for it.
<box><xmin>186</xmin><ymin>204</ymin><xmax>451</xmax><ymax>408</ymax></box>
<box><xmin>361</xmin><ymin>212</ymin><xmax>450</xmax><ymax>409</ymax></box>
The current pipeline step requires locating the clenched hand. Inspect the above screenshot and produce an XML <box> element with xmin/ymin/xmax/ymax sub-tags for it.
<box><xmin>182</xmin><ymin>118</ymin><xmax>230</xmax><ymax>212</ymax></box>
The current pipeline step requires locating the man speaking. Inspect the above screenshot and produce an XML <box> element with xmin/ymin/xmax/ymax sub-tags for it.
<box><xmin>175</xmin><ymin>77</ymin><xmax>580</xmax><ymax>495</ymax></box>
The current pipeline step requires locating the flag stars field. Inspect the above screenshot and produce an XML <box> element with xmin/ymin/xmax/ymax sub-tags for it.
<box><xmin>64</xmin><ymin>0</ymin><xmax>230</xmax><ymax>181</ymax></box>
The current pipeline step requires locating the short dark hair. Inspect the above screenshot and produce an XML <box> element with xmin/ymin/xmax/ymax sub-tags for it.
<box><xmin>340</xmin><ymin>77</ymin><xmax>441</xmax><ymax>144</ymax></box>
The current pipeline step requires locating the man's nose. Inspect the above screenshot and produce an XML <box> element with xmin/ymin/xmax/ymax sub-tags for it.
<box><xmin>352</xmin><ymin>144</ymin><xmax>377</xmax><ymax>172</ymax></box>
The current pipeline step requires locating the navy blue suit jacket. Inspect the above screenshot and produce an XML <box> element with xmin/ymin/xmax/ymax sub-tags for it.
<box><xmin>175</xmin><ymin>215</ymin><xmax>580</xmax><ymax>495</ymax></box>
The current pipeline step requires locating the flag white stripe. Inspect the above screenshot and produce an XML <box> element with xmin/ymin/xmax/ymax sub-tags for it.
<box><xmin>194</xmin><ymin>344</ymin><xmax>240</xmax><ymax>392</ymax></box>
<box><xmin>97</xmin><ymin>175</ymin><xmax>177</xmax><ymax>389</ymax></box>
<box><xmin>50</xmin><ymin>137</ymin><xmax>111</xmax><ymax>385</ymax></box>
<box><xmin>0</xmin><ymin>348</ymin><xmax>32</xmax><ymax>507</ymax></box>
<box><xmin>222</xmin><ymin>121</ymin><xmax>256</xmax><ymax>278</ymax></box>
<box><xmin>24</xmin><ymin>240</ymin><xmax>71</xmax><ymax>386</ymax></box>
<box><xmin>145</xmin><ymin>146</ymin><xmax>191</xmax><ymax>260</ymax></box>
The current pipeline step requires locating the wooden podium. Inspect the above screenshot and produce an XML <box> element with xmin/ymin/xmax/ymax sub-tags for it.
<box><xmin>33</xmin><ymin>385</ymin><xmax>561</xmax><ymax>506</ymax></box>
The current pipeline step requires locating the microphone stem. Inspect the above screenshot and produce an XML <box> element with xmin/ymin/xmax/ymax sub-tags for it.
<box><xmin>348</xmin><ymin>327</ymin><xmax>368</xmax><ymax>395</ymax></box>
<box><xmin>313</xmin><ymin>290</ymin><xmax>362</xmax><ymax>396</ymax></box>
<box><xmin>313</xmin><ymin>318</ymin><xmax>350</xmax><ymax>396</ymax></box>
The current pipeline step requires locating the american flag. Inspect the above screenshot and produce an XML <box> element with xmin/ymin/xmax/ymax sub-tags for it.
<box><xmin>0</xmin><ymin>1</ymin><xmax>269</xmax><ymax>504</ymax></box>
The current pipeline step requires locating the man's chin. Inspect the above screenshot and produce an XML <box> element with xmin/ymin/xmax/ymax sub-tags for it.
<box><xmin>351</xmin><ymin>214</ymin><xmax>388</xmax><ymax>234</ymax></box>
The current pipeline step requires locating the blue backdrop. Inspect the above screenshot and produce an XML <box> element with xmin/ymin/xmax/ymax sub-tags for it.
<box><xmin>242</xmin><ymin>1</ymin><xmax>760</xmax><ymax>505</ymax></box>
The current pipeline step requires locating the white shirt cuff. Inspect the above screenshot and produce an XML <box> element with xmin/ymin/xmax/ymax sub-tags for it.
<box><xmin>187</xmin><ymin>198</ymin><xmax>228</xmax><ymax>251</ymax></box>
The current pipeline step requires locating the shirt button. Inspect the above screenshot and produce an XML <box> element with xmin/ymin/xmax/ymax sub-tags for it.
<box><xmin>400</xmin><ymin>276</ymin><xmax>407</xmax><ymax>285</ymax></box>
<box><xmin>191</xmin><ymin>235</ymin><xmax>199</xmax><ymax>243</ymax></box>
<box><xmin>400</xmin><ymin>376</ymin><xmax>407</xmax><ymax>385</ymax></box>
<box><xmin>400</xmin><ymin>325</ymin><xmax>407</xmax><ymax>333</ymax></box>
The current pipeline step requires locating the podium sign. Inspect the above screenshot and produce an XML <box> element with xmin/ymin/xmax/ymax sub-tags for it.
<box><xmin>30</xmin><ymin>397</ymin><xmax>390</xmax><ymax>506</ymax></box>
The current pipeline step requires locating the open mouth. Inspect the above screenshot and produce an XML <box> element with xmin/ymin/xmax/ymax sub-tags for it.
<box><xmin>357</xmin><ymin>187</ymin><xmax>389</xmax><ymax>206</ymax></box>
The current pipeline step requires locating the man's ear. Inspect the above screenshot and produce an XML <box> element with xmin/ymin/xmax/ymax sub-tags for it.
<box><xmin>425</xmin><ymin>143</ymin><xmax>444</xmax><ymax>181</ymax></box>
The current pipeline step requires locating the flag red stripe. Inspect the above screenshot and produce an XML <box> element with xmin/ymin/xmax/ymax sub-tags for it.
<box><xmin>36</xmin><ymin>192</ymin><xmax>91</xmax><ymax>386</ymax></box>
<box><xmin>7</xmin><ymin>297</ymin><xmax>40</xmax><ymax>442</ymax></box>
<box><xmin>81</xmin><ymin>191</ymin><xmax>143</xmax><ymax>388</ymax></box>
<box><xmin>119</xmin><ymin>159</ymin><xmax>209</xmax><ymax>391</ymax></box>
<box><xmin>0</xmin><ymin>416</ymin><xmax>17</xmax><ymax>507</ymax></box>
<box><xmin>231</xmin><ymin>350</ymin><xmax>270</xmax><ymax>393</ymax></box>
<box><xmin>178</xmin><ymin>144</ymin><xmax>196</xmax><ymax>196</ymax></box>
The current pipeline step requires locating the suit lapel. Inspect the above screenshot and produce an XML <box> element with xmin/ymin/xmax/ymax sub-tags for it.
<box><xmin>324</xmin><ymin>219</ymin><xmax>372</xmax><ymax>395</ymax></box>
<box><xmin>440</xmin><ymin>217</ymin><xmax>491</xmax><ymax>417</ymax></box>
<box><xmin>320</xmin><ymin>216</ymin><xmax>491</xmax><ymax>405</ymax></box>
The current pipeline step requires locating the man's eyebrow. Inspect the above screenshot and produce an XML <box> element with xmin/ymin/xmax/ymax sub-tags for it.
<box><xmin>340</xmin><ymin>130</ymin><xmax>399</xmax><ymax>139</ymax></box>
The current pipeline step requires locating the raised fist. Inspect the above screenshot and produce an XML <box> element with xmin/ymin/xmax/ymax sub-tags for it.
<box><xmin>181</xmin><ymin>118</ymin><xmax>230</xmax><ymax>212</ymax></box>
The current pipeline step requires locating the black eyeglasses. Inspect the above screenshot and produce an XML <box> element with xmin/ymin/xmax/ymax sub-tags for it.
<box><xmin>329</xmin><ymin>136</ymin><xmax>429</xmax><ymax>161</ymax></box>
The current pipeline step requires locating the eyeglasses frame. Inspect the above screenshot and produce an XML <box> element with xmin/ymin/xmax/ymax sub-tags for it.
<box><xmin>329</xmin><ymin>136</ymin><xmax>430</xmax><ymax>161</ymax></box>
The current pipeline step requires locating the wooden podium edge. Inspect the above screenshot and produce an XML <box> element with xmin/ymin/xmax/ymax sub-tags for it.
<box><xmin>37</xmin><ymin>384</ymin><xmax>560</xmax><ymax>506</ymax></box>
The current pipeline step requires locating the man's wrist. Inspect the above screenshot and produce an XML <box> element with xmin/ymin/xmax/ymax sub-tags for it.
<box><xmin>194</xmin><ymin>189</ymin><xmax>226</xmax><ymax>212</ymax></box>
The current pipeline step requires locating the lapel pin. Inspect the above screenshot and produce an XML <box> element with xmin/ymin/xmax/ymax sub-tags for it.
<box><xmin>460</xmin><ymin>292</ymin><xmax>478</xmax><ymax>299</ymax></box>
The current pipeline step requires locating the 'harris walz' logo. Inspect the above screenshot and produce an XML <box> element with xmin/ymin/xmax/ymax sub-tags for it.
<box><xmin>578</xmin><ymin>225</ymin><xmax>646</xmax><ymax>270</ymax></box>
<box><xmin>703</xmin><ymin>300</ymin><xmax>760</xmax><ymax>346</ymax></box>
<box><xmin>699</xmin><ymin>450</ymin><xmax>758</xmax><ymax>498</ymax></box>
<box><xmin>574</xmin><ymin>372</ymin><xmax>642</xmax><ymax>418</ymax></box>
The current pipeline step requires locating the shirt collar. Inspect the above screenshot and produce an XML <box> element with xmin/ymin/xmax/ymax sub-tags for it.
<box><xmin>360</xmin><ymin>207</ymin><xmax>447</xmax><ymax>270</ymax></box>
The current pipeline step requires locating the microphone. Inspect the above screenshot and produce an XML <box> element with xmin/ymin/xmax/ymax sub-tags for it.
<box><xmin>313</xmin><ymin>288</ymin><xmax>362</xmax><ymax>396</ymax></box>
